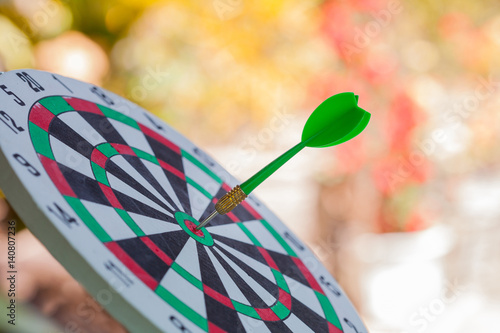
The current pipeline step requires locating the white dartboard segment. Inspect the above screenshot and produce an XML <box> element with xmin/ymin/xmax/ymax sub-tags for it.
<box><xmin>0</xmin><ymin>69</ymin><xmax>367</xmax><ymax>333</ymax></box>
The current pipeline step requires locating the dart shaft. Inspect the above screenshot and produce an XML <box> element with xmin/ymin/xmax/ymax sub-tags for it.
<box><xmin>196</xmin><ymin>210</ymin><xmax>218</xmax><ymax>229</ymax></box>
<box><xmin>197</xmin><ymin>143</ymin><xmax>306</xmax><ymax>228</ymax></box>
<box><xmin>240</xmin><ymin>141</ymin><xmax>306</xmax><ymax>194</ymax></box>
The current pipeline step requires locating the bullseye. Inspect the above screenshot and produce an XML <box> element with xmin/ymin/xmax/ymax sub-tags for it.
<box><xmin>186</xmin><ymin>220</ymin><xmax>204</xmax><ymax>237</ymax></box>
<box><xmin>174</xmin><ymin>211</ymin><xmax>214</xmax><ymax>246</ymax></box>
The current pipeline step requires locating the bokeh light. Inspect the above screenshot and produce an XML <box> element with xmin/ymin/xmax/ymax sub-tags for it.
<box><xmin>35</xmin><ymin>31</ymin><xmax>109</xmax><ymax>85</ymax></box>
<box><xmin>0</xmin><ymin>0</ymin><xmax>499</xmax><ymax>332</ymax></box>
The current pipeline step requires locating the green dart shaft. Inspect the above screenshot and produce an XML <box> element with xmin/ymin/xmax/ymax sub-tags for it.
<box><xmin>240</xmin><ymin>141</ymin><xmax>306</xmax><ymax>194</ymax></box>
<box><xmin>195</xmin><ymin>145</ymin><xmax>305</xmax><ymax>230</ymax></box>
<box><xmin>196</xmin><ymin>92</ymin><xmax>370</xmax><ymax>230</ymax></box>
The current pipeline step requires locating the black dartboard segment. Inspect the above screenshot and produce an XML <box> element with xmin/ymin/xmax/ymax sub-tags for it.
<box><xmin>0</xmin><ymin>69</ymin><xmax>366</xmax><ymax>333</ymax></box>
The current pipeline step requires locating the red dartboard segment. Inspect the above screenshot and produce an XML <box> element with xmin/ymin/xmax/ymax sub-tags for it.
<box><xmin>139</xmin><ymin>123</ymin><xmax>181</xmax><ymax>155</ymax></box>
<box><xmin>106</xmin><ymin>242</ymin><xmax>159</xmax><ymax>290</ymax></box>
<box><xmin>99</xmin><ymin>183</ymin><xmax>124</xmax><ymax>210</ymax></box>
<box><xmin>158</xmin><ymin>159</ymin><xmax>185</xmax><ymax>181</ymax></box>
<box><xmin>203</xmin><ymin>285</ymin><xmax>235</xmax><ymax>309</ymax></box>
<box><xmin>111</xmin><ymin>143</ymin><xmax>136</xmax><ymax>156</ymax></box>
<box><xmin>329</xmin><ymin>322</ymin><xmax>344</xmax><ymax>333</ymax></box>
<box><xmin>29</xmin><ymin>103</ymin><xmax>54</xmax><ymax>131</ymax></box>
<box><xmin>64</xmin><ymin>96</ymin><xmax>104</xmax><ymax>115</ymax></box>
<box><xmin>278</xmin><ymin>288</ymin><xmax>292</xmax><ymax>310</ymax></box>
<box><xmin>91</xmin><ymin>149</ymin><xmax>108</xmax><ymax>168</ymax></box>
<box><xmin>292</xmin><ymin>257</ymin><xmax>324</xmax><ymax>294</ymax></box>
<box><xmin>226</xmin><ymin>211</ymin><xmax>240</xmax><ymax>222</ymax></box>
<box><xmin>255</xmin><ymin>307</ymin><xmax>280</xmax><ymax>321</ymax></box>
<box><xmin>140</xmin><ymin>236</ymin><xmax>174</xmax><ymax>266</ymax></box>
<box><xmin>257</xmin><ymin>247</ymin><xmax>279</xmax><ymax>271</ymax></box>
<box><xmin>240</xmin><ymin>200</ymin><xmax>262</xmax><ymax>220</ymax></box>
<box><xmin>38</xmin><ymin>154</ymin><xmax>76</xmax><ymax>197</ymax></box>
<box><xmin>208</xmin><ymin>321</ymin><xmax>227</xmax><ymax>333</ymax></box>
<box><xmin>221</xmin><ymin>183</ymin><xmax>232</xmax><ymax>192</ymax></box>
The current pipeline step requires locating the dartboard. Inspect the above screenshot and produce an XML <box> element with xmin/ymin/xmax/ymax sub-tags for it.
<box><xmin>0</xmin><ymin>69</ymin><xmax>366</xmax><ymax>333</ymax></box>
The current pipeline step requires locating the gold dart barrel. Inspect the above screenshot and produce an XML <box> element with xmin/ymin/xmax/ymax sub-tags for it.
<box><xmin>215</xmin><ymin>185</ymin><xmax>247</xmax><ymax>214</ymax></box>
<box><xmin>196</xmin><ymin>185</ymin><xmax>248</xmax><ymax>230</ymax></box>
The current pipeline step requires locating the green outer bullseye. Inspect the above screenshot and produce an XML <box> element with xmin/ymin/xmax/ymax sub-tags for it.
<box><xmin>175</xmin><ymin>211</ymin><xmax>214</xmax><ymax>246</ymax></box>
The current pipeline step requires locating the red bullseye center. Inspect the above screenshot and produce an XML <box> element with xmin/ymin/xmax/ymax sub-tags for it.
<box><xmin>186</xmin><ymin>220</ymin><xmax>204</xmax><ymax>237</ymax></box>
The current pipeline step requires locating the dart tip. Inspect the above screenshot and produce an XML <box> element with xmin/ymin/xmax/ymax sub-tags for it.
<box><xmin>196</xmin><ymin>210</ymin><xmax>219</xmax><ymax>230</ymax></box>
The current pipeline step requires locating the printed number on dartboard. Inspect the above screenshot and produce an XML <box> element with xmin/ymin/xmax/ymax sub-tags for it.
<box><xmin>16</xmin><ymin>72</ymin><xmax>45</xmax><ymax>93</ymax></box>
<box><xmin>0</xmin><ymin>111</ymin><xmax>25</xmax><ymax>134</ymax></box>
<box><xmin>319</xmin><ymin>275</ymin><xmax>341</xmax><ymax>297</ymax></box>
<box><xmin>90</xmin><ymin>86</ymin><xmax>114</xmax><ymax>106</ymax></box>
<box><xmin>144</xmin><ymin>112</ymin><xmax>164</xmax><ymax>131</ymax></box>
<box><xmin>170</xmin><ymin>315</ymin><xmax>192</xmax><ymax>333</ymax></box>
<box><xmin>104</xmin><ymin>260</ymin><xmax>134</xmax><ymax>287</ymax></box>
<box><xmin>13</xmin><ymin>153</ymin><xmax>40</xmax><ymax>177</ymax></box>
<box><xmin>48</xmin><ymin>202</ymin><xmax>78</xmax><ymax>228</ymax></box>
<box><xmin>0</xmin><ymin>85</ymin><xmax>24</xmax><ymax>106</ymax></box>
<box><xmin>344</xmin><ymin>318</ymin><xmax>363</xmax><ymax>333</ymax></box>
<box><xmin>284</xmin><ymin>231</ymin><xmax>305</xmax><ymax>251</ymax></box>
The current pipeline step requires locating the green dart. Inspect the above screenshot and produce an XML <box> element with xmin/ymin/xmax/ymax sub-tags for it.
<box><xmin>196</xmin><ymin>92</ymin><xmax>371</xmax><ymax>230</ymax></box>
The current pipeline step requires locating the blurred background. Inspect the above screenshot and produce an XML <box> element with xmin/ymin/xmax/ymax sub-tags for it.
<box><xmin>1</xmin><ymin>0</ymin><xmax>500</xmax><ymax>332</ymax></box>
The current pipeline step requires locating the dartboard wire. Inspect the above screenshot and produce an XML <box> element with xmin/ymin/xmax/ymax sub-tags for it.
<box><xmin>107</xmin><ymin>233</ymin><xmax>205</xmax><ymax>330</ymax></box>
<box><xmin>196</xmin><ymin>218</ymin><xmax>295</xmax><ymax>322</ymax></box>
<box><xmin>253</xmin><ymin>224</ymin><xmax>344</xmax><ymax>331</ymax></box>
<box><xmin>27</xmin><ymin>99</ymin><xmax>128</xmax><ymax>239</ymax></box>
<box><xmin>211</xmin><ymin>234</ymin><xmax>293</xmax><ymax>321</ymax></box>
<box><xmin>282</xmin><ymin>274</ymin><xmax>330</xmax><ymax>319</ymax></box>
<box><xmin>203</xmin><ymin>246</ymin><xmax>254</xmax><ymax>306</ymax></box>
<box><xmin>180</xmin><ymin>149</ymin><xmax>224</xmax><ymax>221</ymax></box>
<box><xmin>139</xmin><ymin>159</ymin><xmax>185</xmax><ymax>213</ymax></box>
<box><xmin>196</xmin><ymin>243</ymin><xmax>246</xmax><ymax>332</ymax></box>
<box><xmin>143</xmin><ymin>230</ymin><xmax>292</xmax><ymax>325</ymax></box>
<box><xmin>29</xmin><ymin>103</ymin><xmax>113</xmax><ymax>241</ymax></box>
<box><xmin>56</xmin><ymin>110</ymin><xmax>107</xmax><ymax>146</ymax></box>
<box><xmin>257</xmin><ymin>225</ymin><xmax>344</xmax><ymax>331</ymax></box>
